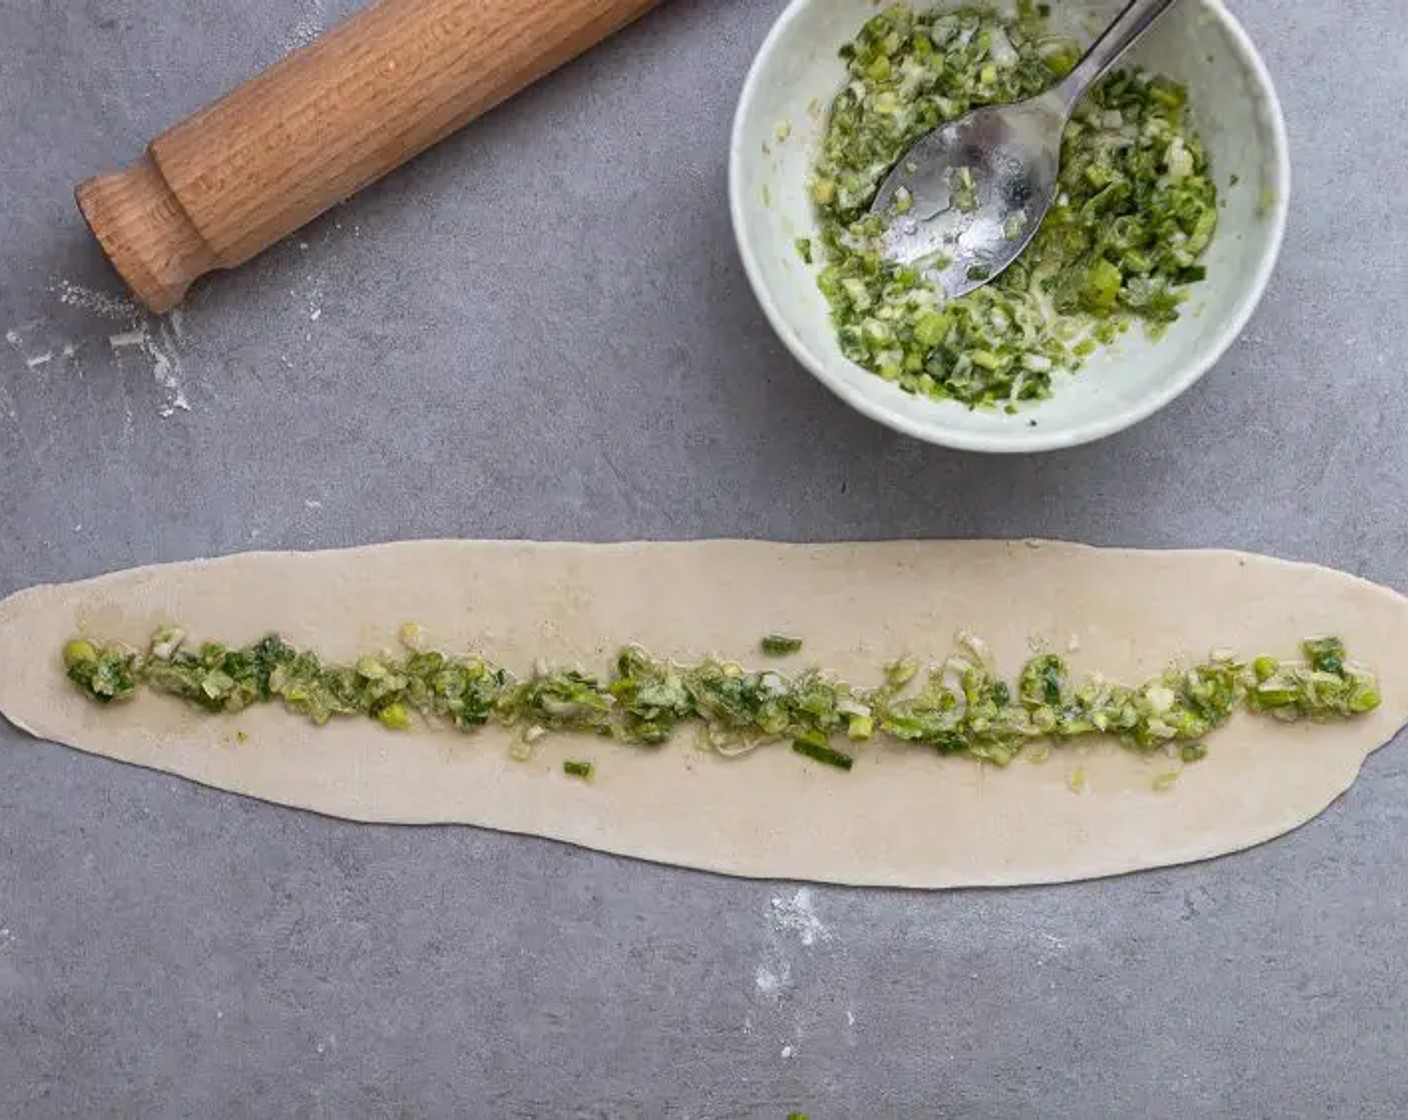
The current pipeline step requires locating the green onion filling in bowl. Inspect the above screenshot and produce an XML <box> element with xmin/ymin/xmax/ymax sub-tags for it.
<box><xmin>810</xmin><ymin>3</ymin><xmax>1218</xmax><ymax>410</ymax></box>
<box><xmin>730</xmin><ymin>0</ymin><xmax>1289</xmax><ymax>451</ymax></box>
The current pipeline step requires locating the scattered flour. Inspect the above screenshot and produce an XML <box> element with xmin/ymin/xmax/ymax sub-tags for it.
<box><xmin>754</xmin><ymin>962</ymin><xmax>791</xmax><ymax>1000</ymax></box>
<box><xmin>53</xmin><ymin>279</ymin><xmax>139</xmax><ymax>323</ymax></box>
<box><xmin>751</xmin><ymin>889</ymin><xmax>832</xmax><ymax>1008</ymax></box>
<box><xmin>4</xmin><ymin>319</ymin><xmax>80</xmax><ymax>380</ymax></box>
<box><xmin>749</xmin><ymin>889</ymin><xmax>836</xmax><ymax>1059</ymax></box>
<box><xmin>770</xmin><ymin>888</ymin><xmax>830</xmax><ymax>947</ymax></box>
<box><xmin>108</xmin><ymin>318</ymin><xmax>190</xmax><ymax>417</ymax></box>
<box><xmin>3</xmin><ymin>280</ymin><xmax>196</xmax><ymax>420</ymax></box>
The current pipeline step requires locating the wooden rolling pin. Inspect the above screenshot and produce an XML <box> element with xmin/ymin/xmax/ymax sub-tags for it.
<box><xmin>75</xmin><ymin>0</ymin><xmax>661</xmax><ymax>314</ymax></box>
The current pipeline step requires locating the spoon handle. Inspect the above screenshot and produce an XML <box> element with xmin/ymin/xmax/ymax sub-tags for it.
<box><xmin>1053</xmin><ymin>0</ymin><xmax>1181</xmax><ymax>110</ymax></box>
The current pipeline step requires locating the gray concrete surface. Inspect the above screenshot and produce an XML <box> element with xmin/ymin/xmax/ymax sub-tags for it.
<box><xmin>2</xmin><ymin>1</ymin><xmax>1407</xmax><ymax>1115</ymax></box>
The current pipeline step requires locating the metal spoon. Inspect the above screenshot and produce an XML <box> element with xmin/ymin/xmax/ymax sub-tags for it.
<box><xmin>870</xmin><ymin>0</ymin><xmax>1180</xmax><ymax>297</ymax></box>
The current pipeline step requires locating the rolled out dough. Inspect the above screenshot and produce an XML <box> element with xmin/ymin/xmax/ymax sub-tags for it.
<box><xmin>1</xmin><ymin>539</ymin><xmax>1406</xmax><ymax>888</ymax></box>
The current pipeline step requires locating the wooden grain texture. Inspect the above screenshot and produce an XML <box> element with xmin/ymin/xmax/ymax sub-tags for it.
<box><xmin>75</xmin><ymin>0</ymin><xmax>662</xmax><ymax>312</ymax></box>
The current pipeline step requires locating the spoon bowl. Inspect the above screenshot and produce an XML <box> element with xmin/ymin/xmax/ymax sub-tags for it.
<box><xmin>871</xmin><ymin>0</ymin><xmax>1180</xmax><ymax>296</ymax></box>
<box><xmin>872</xmin><ymin>92</ymin><xmax>1065</xmax><ymax>296</ymax></box>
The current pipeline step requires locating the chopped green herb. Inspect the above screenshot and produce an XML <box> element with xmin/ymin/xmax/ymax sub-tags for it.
<box><xmin>63</xmin><ymin>631</ymin><xmax>1381</xmax><ymax>779</ymax></box>
<box><xmin>792</xmin><ymin>739</ymin><xmax>855</xmax><ymax>771</ymax></box>
<box><xmin>377</xmin><ymin>702</ymin><xmax>411</xmax><ymax>730</ymax></box>
<box><xmin>810</xmin><ymin>3</ymin><xmax>1217</xmax><ymax>408</ymax></box>
<box><xmin>795</xmin><ymin>237</ymin><xmax>814</xmax><ymax>265</ymax></box>
<box><xmin>60</xmin><ymin>631</ymin><xmax>1379</xmax><ymax>777</ymax></box>
<box><xmin>63</xmin><ymin>638</ymin><xmax>136</xmax><ymax>703</ymax></box>
<box><xmin>1180</xmin><ymin>741</ymin><xmax>1208</xmax><ymax>763</ymax></box>
<box><xmin>564</xmin><ymin>760</ymin><xmax>595</xmax><ymax>780</ymax></box>
<box><xmin>950</xmin><ymin>165</ymin><xmax>979</xmax><ymax>213</ymax></box>
<box><xmin>762</xmin><ymin>634</ymin><xmax>805</xmax><ymax>656</ymax></box>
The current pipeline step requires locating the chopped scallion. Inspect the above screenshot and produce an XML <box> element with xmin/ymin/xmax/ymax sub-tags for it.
<box><xmin>761</xmin><ymin>634</ymin><xmax>805</xmax><ymax>656</ymax></box>
<box><xmin>792</xmin><ymin>739</ymin><xmax>855</xmax><ymax>771</ymax></box>
<box><xmin>62</xmin><ymin>630</ymin><xmax>1379</xmax><ymax>779</ymax></box>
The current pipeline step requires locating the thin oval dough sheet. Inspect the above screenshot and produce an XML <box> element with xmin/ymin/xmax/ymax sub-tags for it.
<box><xmin>1</xmin><ymin>540</ymin><xmax>1406</xmax><ymax>889</ymax></box>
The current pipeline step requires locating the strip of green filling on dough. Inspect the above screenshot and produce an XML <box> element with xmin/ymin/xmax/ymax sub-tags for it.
<box><xmin>61</xmin><ymin>629</ymin><xmax>1381</xmax><ymax>771</ymax></box>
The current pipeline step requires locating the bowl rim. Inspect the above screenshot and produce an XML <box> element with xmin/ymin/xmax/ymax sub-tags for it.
<box><xmin>728</xmin><ymin>0</ymin><xmax>1292</xmax><ymax>454</ymax></box>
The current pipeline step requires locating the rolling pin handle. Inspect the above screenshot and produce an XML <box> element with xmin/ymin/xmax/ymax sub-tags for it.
<box><xmin>76</xmin><ymin>155</ymin><xmax>216</xmax><ymax>315</ymax></box>
<box><xmin>73</xmin><ymin>0</ymin><xmax>661</xmax><ymax>314</ymax></box>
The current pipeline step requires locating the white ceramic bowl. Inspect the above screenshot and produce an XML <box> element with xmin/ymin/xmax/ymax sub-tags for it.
<box><xmin>730</xmin><ymin>0</ymin><xmax>1289</xmax><ymax>452</ymax></box>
